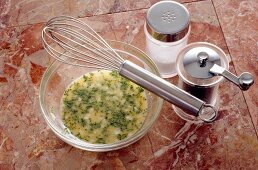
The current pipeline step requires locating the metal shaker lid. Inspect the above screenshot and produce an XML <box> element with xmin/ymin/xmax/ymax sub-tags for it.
<box><xmin>146</xmin><ymin>1</ymin><xmax>190</xmax><ymax>42</ymax></box>
<box><xmin>183</xmin><ymin>47</ymin><xmax>221</xmax><ymax>79</ymax></box>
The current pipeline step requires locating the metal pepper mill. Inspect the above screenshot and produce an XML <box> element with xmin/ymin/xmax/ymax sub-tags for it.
<box><xmin>173</xmin><ymin>42</ymin><xmax>254</xmax><ymax>123</ymax></box>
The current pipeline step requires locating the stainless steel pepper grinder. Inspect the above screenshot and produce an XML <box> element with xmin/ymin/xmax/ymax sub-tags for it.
<box><xmin>173</xmin><ymin>42</ymin><xmax>254</xmax><ymax>123</ymax></box>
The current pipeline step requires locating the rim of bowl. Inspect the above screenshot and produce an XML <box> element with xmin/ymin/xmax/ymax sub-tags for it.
<box><xmin>39</xmin><ymin>40</ymin><xmax>164</xmax><ymax>151</ymax></box>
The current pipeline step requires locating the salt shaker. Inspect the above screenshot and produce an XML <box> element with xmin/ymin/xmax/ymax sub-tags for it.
<box><xmin>144</xmin><ymin>1</ymin><xmax>190</xmax><ymax>78</ymax></box>
<box><xmin>173</xmin><ymin>42</ymin><xmax>254</xmax><ymax>123</ymax></box>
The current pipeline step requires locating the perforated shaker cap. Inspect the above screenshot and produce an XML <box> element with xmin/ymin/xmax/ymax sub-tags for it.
<box><xmin>146</xmin><ymin>1</ymin><xmax>190</xmax><ymax>42</ymax></box>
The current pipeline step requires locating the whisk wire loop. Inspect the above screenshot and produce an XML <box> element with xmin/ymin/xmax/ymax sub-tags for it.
<box><xmin>42</xmin><ymin>16</ymin><xmax>124</xmax><ymax>70</ymax></box>
<box><xmin>45</xmin><ymin>26</ymin><xmax>118</xmax><ymax>69</ymax></box>
<box><xmin>52</xmin><ymin>24</ymin><xmax>122</xmax><ymax>66</ymax></box>
<box><xmin>43</xmin><ymin>29</ymin><xmax>114</xmax><ymax>69</ymax></box>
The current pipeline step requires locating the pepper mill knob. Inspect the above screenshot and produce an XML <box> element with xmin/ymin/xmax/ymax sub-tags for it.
<box><xmin>238</xmin><ymin>72</ymin><xmax>254</xmax><ymax>91</ymax></box>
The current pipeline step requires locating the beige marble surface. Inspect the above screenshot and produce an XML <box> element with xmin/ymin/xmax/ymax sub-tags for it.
<box><xmin>0</xmin><ymin>0</ymin><xmax>257</xmax><ymax>169</ymax></box>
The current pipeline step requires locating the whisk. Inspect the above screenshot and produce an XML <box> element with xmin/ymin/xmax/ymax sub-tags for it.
<box><xmin>42</xmin><ymin>16</ymin><xmax>216</xmax><ymax>122</ymax></box>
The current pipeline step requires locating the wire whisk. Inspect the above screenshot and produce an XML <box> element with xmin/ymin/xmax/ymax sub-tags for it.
<box><xmin>42</xmin><ymin>16</ymin><xmax>123</xmax><ymax>70</ymax></box>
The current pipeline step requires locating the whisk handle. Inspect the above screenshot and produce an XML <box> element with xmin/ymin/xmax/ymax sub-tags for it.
<box><xmin>119</xmin><ymin>60</ymin><xmax>211</xmax><ymax>119</ymax></box>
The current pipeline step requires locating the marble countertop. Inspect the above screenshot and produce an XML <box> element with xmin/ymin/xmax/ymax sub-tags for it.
<box><xmin>0</xmin><ymin>0</ymin><xmax>257</xmax><ymax>169</ymax></box>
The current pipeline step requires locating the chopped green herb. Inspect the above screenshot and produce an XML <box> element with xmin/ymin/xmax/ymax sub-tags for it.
<box><xmin>117</xmin><ymin>134</ymin><xmax>128</xmax><ymax>140</ymax></box>
<box><xmin>89</xmin><ymin>122</ymin><xmax>101</xmax><ymax>130</ymax></box>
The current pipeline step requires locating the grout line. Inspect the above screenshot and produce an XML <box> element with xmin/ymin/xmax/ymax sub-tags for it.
<box><xmin>1</xmin><ymin>7</ymin><xmax>149</xmax><ymax>29</ymax></box>
<box><xmin>211</xmin><ymin>0</ymin><xmax>258</xmax><ymax>139</ymax></box>
<box><xmin>85</xmin><ymin>7</ymin><xmax>149</xmax><ymax>16</ymax></box>
<box><xmin>2</xmin><ymin>0</ymin><xmax>208</xmax><ymax>29</ymax></box>
<box><xmin>1</xmin><ymin>0</ymin><xmax>206</xmax><ymax>29</ymax></box>
<box><xmin>1</xmin><ymin>22</ymin><xmax>45</xmax><ymax>29</ymax></box>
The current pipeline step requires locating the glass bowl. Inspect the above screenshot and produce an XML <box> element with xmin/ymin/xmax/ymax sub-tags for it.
<box><xmin>39</xmin><ymin>40</ymin><xmax>163</xmax><ymax>152</ymax></box>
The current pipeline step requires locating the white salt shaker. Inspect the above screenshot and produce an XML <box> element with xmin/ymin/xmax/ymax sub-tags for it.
<box><xmin>144</xmin><ymin>1</ymin><xmax>191</xmax><ymax>78</ymax></box>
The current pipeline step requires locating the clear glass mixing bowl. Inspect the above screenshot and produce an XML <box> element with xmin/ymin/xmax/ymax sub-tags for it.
<box><xmin>39</xmin><ymin>40</ymin><xmax>163</xmax><ymax>152</ymax></box>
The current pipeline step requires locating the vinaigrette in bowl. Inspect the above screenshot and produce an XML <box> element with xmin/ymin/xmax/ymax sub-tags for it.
<box><xmin>61</xmin><ymin>70</ymin><xmax>147</xmax><ymax>144</ymax></box>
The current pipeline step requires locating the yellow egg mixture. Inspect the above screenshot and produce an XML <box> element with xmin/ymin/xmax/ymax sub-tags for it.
<box><xmin>61</xmin><ymin>70</ymin><xmax>147</xmax><ymax>144</ymax></box>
